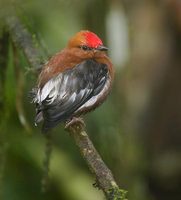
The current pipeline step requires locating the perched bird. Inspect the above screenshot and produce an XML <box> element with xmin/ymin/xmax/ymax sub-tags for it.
<box><xmin>31</xmin><ymin>30</ymin><xmax>114</xmax><ymax>133</ymax></box>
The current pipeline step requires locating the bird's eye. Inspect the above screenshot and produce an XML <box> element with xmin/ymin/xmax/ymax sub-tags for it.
<box><xmin>80</xmin><ymin>45</ymin><xmax>91</xmax><ymax>51</ymax></box>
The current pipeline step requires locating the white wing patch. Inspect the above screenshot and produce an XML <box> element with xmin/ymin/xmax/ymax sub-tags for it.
<box><xmin>34</xmin><ymin>74</ymin><xmax>63</xmax><ymax>104</ymax></box>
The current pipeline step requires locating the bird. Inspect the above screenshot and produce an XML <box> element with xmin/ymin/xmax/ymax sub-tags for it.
<box><xmin>31</xmin><ymin>30</ymin><xmax>114</xmax><ymax>133</ymax></box>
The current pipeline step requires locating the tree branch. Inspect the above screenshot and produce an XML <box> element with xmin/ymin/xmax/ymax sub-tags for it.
<box><xmin>65</xmin><ymin>120</ymin><xmax>127</xmax><ymax>199</ymax></box>
<box><xmin>5</xmin><ymin>15</ymin><xmax>43</xmax><ymax>71</ymax></box>
<box><xmin>5</xmin><ymin>14</ymin><xmax>127</xmax><ymax>200</ymax></box>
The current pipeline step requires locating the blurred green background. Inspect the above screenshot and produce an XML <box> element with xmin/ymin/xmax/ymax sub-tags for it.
<box><xmin>0</xmin><ymin>0</ymin><xmax>181</xmax><ymax>200</ymax></box>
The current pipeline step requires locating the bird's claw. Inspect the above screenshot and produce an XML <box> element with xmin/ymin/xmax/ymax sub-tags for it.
<box><xmin>65</xmin><ymin>117</ymin><xmax>85</xmax><ymax>131</ymax></box>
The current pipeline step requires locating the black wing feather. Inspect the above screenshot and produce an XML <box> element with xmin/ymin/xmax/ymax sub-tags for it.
<box><xmin>35</xmin><ymin>59</ymin><xmax>108</xmax><ymax>132</ymax></box>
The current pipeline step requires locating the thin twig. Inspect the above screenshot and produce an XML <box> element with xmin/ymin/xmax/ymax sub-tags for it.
<box><xmin>4</xmin><ymin>14</ymin><xmax>128</xmax><ymax>200</ymax></box>
<box><xmin>0</xmin><ymin>29</ymin><xmax>9</xmax><ymax>200</ymax></box>
<box><xmin>41</xmin><ymin>134</ymin><xmax>53</xmax><ymax>193</ymax></box>
<box><xmin>12</xmin><ymin>44</ymin><xmax>32</xmax><ymax>133</ymax></box>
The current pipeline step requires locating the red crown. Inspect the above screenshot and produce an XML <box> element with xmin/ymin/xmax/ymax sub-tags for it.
<box><xmin>84</xmin><ymin>31</ymin><xmax>103</xmax><ymax>48</ymax></box>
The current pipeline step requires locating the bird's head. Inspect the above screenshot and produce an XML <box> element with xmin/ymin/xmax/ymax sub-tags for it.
<box><xmin>67</xmin><ymin>30</ymin><xmax>108</xmax><ymax>52</ymax></box>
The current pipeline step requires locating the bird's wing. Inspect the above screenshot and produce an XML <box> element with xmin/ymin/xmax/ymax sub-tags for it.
<box><xmin>35</xmin><ymin>59</ymin><xmax>109</xmax><ymax>132</ymax></box>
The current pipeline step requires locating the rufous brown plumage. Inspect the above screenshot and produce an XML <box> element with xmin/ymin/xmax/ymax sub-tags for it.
<box><xmin>31</xmin><ymin>30</ymin><xmax>114</xmax><ymax>133</ymax></box>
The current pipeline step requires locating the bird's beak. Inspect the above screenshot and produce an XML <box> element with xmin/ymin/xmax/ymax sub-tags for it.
<box><xmin>96</xmin><ymin>45</ymin><xmax>108</xmax><ymax>51</ymax></box>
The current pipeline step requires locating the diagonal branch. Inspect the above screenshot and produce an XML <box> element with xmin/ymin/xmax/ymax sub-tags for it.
<box><xmin>5</xmin><ymin>15</ymin><xmax>43</xmax><ymax>71</ymax></box>
<box><xmin>65</xmin><ymin>120</ymin><xmax>127</xmax><ymax>199</ymax></box>
<box><xmin>5</xmin><ymin>14</ymin><xmax>127</xmax><ymax>200</ymax></box>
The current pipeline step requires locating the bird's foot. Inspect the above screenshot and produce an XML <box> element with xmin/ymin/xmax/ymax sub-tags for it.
<box><xmin>65</xmin><ymin>117</ymin><xmax>85</xmax><ymax>131</ymax></box>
